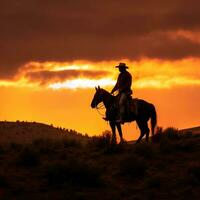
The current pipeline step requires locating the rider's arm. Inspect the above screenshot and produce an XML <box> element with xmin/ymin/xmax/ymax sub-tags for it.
<box><xmin>111</xmin><ymin>75</ymin><xmax>120</xmax><ymax>94</ymax></box>
<box><xmin>111</xmin><ymin>83</ymin><xmax>118</xmax><ymax>94</ymax></box>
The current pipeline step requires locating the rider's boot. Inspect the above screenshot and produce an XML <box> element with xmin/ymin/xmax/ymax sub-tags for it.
<box><xmin>119</xmin><ymin>106</ymin><xmax>126</xmax><ymax>124</ymax></box>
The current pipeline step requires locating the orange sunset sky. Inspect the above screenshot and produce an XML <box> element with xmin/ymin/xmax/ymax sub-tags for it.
<box><xmin>0</xmin><ymin>1</ymin><xmax>200</xmax><ymax>140</ymax></box>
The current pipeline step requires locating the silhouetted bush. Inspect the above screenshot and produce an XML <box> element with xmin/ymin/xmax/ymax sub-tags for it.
<box><xmin>153</xmin><ymin>127</ymin><xmax>180</xmax><ymax>143</ymax></box>
<box><xmin>134</xmin><ymin>143</ymin><xmax>155</xmax><ymax>159</ymax></box>
<box><xmin>120</xmin><ymin>155</ymin><xmax>147</xmax><ymax>178</ymax></box>
<box><xmin>163</xmin><ymin>127</ymin><xmax>179</xmax><ymax>140</ymax></box>
<box><xmin>17</xmin><ymin>147</ymin><xmax>40</xmax><ymax>167</ymax></box>
<box><xmin>45</xmin><ymin>159</ymin><xmax>103</xmax><ymax>187</ymax></box>
<box><xmin>89</xmin><ymin>131</ymin><xmax>111</xmax><ymax>148</ymax></box>
<box><xmin>152</xmin><ymin>126</ymin><xmax>163</xmax><ymax>143</ymax></box>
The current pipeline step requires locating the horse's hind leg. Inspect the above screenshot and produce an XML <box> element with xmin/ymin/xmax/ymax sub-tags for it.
<box><xmin>145</xmin><ymin>125</ymin><xmax>150</xmax><ymax>142</ymax></box>
<box><xmin>109</xmin><ymin>121</ymin><xmax>117</xmax><ymax>144</ymax></box>
<box><xmin>136</xmin><ymin>120</ymin><xmax>150</xmax><ymax>143</ymax></box>
<box><xmin>116</xmin><ymin>122</ymin><xmax>125</xmax><ymax>143</ymax></box>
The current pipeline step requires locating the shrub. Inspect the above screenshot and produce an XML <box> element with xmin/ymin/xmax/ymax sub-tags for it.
<box><xmin>152</xmin><ymin>126</ymin><xmax>163</xmax><ymax>143</ymax></box>
<box><xmin>17</xmin><ymin>147</ymin><xmax>40</xmax><ymax>167</ymax></box>
<box><xmin>89</xmin><ymin>131</ymin><xmax>111</xmax><ymax>148</ymax></box>
<box><xmin>120</xmin><ymin>155</ymin><xmax>147</xmax><ymax>178</ymax></box>
<box><xmin>45</xmin><ymin>159</ymin><xmax>103</xmax><ymax>187</ymax></box>
<box><xmin>163</xmin><ymin>127</ymin><xmax>179</xmax><ymax>140</ymax></box>
<box><xmin>152</xmin><ymin>127</ymin><xmax>180</xmax><ymax>143</ymax></box>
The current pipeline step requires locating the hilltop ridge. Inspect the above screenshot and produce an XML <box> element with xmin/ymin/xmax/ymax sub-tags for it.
<box><xmin>180</xmin><ymin>126</ymin><xmax>200</xmax><ymax>135</ymax></box>
<box><xmin>0</xmin><ymin>121</ymin><xmax>88</xmax><ymax>144</ymax></box>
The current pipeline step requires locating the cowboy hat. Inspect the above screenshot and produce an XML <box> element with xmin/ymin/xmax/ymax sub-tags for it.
<box><xmin>115</xmin><ymin>62</ymin><xmax>129</xmax><ymax>69</ymax></box>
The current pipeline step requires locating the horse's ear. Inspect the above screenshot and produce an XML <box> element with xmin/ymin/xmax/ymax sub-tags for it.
<box><xmin>95</xmin><ymin>87</ymin><xmax>98</xmax><ymax>91</ymax></box>
<box><xmin>98</xmin><ymin>85</ymin><xmax>100</xmax><ymax>90</ymax></box>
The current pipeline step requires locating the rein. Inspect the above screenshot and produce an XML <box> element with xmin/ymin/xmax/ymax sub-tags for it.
<box><xmin>95</xmin><ymin>102</ymin><xmax>106</xmax><ymax>117</ymax></box>
<box><xmin>93</xmin><ymin>89</ymin><xmax>115</xmax><ymax>119</ymax></box>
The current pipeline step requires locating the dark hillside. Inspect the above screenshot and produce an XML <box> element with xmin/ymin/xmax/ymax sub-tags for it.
<box><xmin>0</xmin><ymin>122</ymin><xmax>199</xmax><ymax>200</ymax></box>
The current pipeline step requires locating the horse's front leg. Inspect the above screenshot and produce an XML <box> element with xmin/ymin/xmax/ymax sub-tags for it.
<box><xmin>116</xmin><ymin>122</ymin><xmax>125</xmax><ymax>143</ymax></box>
<box><xmin>109</xmin><ymin>121</ymin><xmax>116</xmax><ymax>144</ymax></box>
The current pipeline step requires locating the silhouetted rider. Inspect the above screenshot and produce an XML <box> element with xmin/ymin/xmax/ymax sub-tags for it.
<box><xmin>111</xmin><ymin>63</ymin><xmax>132</xmax><ymax>123</ymax></box>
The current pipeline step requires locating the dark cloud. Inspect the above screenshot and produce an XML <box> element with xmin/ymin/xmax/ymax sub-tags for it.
<box><xmin>0</xmin><ymin>0</ymin><xmax>200</xmax><ymax>79</ymax></box>
<box><xmin>25</xmin><ymin>69</ymin><xmax>110</xmax><ymax>85</ymax></box>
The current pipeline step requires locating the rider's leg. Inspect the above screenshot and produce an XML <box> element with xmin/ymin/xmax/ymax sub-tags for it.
<box><xmin>119</xmin><ymin>93</ymin><xmax>127</xmax><ymax>123</ymax></box>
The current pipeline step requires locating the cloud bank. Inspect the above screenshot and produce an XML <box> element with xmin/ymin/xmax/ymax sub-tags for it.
<box><xmin>0</xmin><ymin>0</ymin><xmax>200</xmax><ymax>79</ymax></box>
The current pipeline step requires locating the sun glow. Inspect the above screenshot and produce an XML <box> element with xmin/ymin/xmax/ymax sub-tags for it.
<box><xmin>1</xmin><ymin>59</ymin><xmax>200</xmax><ymax>137</ymax></box>
<box><xmin>22</xmin><ymin>61</ymin><xmax>94</xmax><ymax>72</ymax></box>
<box><xmin>2</xmin><ymin>58</ymin><xmax>200</xmax><ymax>90</ymax></box>
<box><xmin>52</xmin><ymin>64</ymin><xmax>91</xmax><ymax>71</ymax></box>
<box><xmin>48</xmin><ymin>78</ymin><xmax>115</xmax><ymax>90</ymax></box>
<box><xmin>0</xmin><ymin>78</ymin><xmax>40</xmax><ymax>88</ymax></box>
<box><xmin>135</xmin><ymin>76</ymin><xmax>200</xmax><ymax>89</ymax></box>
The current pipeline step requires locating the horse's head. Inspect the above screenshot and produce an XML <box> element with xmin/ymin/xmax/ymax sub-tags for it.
<box><xmin>91</xmin><ymin>86</ymin><xmax>104</xmax><ymax>108</ymax></box>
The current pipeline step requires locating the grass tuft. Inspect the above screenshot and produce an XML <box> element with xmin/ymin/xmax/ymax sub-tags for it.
<box><xmin>88</xmin><ymin>131</ymin><xmax>112</xmax><ymax>148</ymax></box>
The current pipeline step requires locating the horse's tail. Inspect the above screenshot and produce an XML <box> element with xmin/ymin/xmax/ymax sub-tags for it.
<box><xmin>150</xmin><ymin>104</ymin><xmax>157</xmax><ymax>136</ymax></box>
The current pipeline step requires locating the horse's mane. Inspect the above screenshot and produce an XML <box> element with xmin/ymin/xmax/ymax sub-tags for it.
<box><xmin>100</xmin><ymin>88</ymin><xmax>110</xmax><ymax>94</ymax></box>
<box><xmin>100</xmin><ymin>88</ymin><xmax>114</xmax><ymax>98</ymax></box>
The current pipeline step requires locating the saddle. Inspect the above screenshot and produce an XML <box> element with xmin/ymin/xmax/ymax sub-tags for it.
<box><xmin>105</xmin><ymin>96</ymin><xmax>138</xmax><ymax>122</ymax></box>
<box><xmin>125</xmin><ymin>97</ymin><xmax>138</xmax><ymax>121</ymax></box>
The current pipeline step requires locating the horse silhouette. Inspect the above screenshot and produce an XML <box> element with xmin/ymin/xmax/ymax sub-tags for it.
<box><xmin>91</xmin><ymin>86</ymin><xmax>157</xmax><ymax>143</ymax></box>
